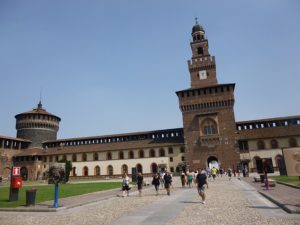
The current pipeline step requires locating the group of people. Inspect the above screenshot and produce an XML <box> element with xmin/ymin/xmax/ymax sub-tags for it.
<box><xmin>121</xmin><ymin>169</ymin><xmax>209</xmax><ymax>204</ymax></box>
<box><xmin>121</xmin><ymin>171</ymin><xmax>173</xmax><ymax>197</ymax></box>
<box><xmin>120</xmin><ymin>166</ymin><xmax>243</xmax><ymax>204</ymax></box>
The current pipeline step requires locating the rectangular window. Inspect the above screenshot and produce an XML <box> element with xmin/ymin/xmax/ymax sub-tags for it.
<box><xmin>204</xmin><ymin>126</ymin><xmax>215</xmax><ymax>135</ymax></box>
<box><xmin>238</xmin><ymin>141</ymin><xmax>249</xmax><ymax>150</ymax></box>
<box><xmin>170</xmin><ymin>157</ymin><xmax>173</xmax><ymax>162</ymax></box>
<box><xmin>181</xmin><ymin>156</ymin><xmax>185</xmax><ymax>162</ymax></box>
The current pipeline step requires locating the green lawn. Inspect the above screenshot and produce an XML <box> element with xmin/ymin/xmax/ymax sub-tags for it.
<box><xmin>0</xmin><ymin>182</ymin><xmax>121</xmax><ymax>208</ymax></box>
<box><xmin>271</xmin><ymin>176</ymin><xmax>300</xmax><ymax>186</ymax></box>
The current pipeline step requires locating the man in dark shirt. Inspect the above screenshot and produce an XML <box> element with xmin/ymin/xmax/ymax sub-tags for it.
<box><xmin>163</xmin><ymin>172</ymin><xmax>172</xmax><ymax>195</ymax></box>
<box><xmin>137</xmin><ymin>172</ymin><xmax>144</xmax><ymax>197</ymax></box>
<box><xmin>196</xmin><ymin>170</ymin><xmax>208</xmax><ymax>204</ymax></box>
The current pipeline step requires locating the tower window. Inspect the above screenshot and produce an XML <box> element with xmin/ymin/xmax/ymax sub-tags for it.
<box><xmin>201</xmin><ymin>119</ymin><xmax>218</xmax><ymax>135</ymax></box>
<box><xmin>197</xmin><ymin>47</ymin><xmax>203</xmax><ymax>55</ymax></box>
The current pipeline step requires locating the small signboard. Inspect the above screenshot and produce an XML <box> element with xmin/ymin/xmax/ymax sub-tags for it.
<box><xmin>283</xmin><ymin>147</ymin><xmax>300</xmax><ymax>176</ymax></box>
<box><xmin>12</xmin><ymin>167</ymin><xmax>20</xmax><ymax>176</ymax></box>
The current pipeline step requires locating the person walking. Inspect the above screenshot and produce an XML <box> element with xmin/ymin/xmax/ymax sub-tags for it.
<box><xmin>211</xmin><ymin>167</ymin><xmax>218</xmax><ymax>180</ymax></box>
<box><xmin>152</xmin><ymin>173</ymin><xmax>160</xmax><ymax>195</ymax></box>
<box><xmin>187</xmin><ymin>171</ymin><xmax>193</xmax><ymax>187</ymax></box>
<box><xmin>180</xmin><ymin>172</ymin><xmax>186</xmax><ymax>188</ymax></box>
<box><xmin>196</xmin><ymin>170</ymin><xmax>208</xmax><ymax>204</ymax></box>
<box><xmin>137</xmin><ymin>172</ymin><xmax>144</xmax><ymax>197</ymax></box>
<box><xmin>163</xmin><ymin>171</ymin><xmax>172</xmax><ymax>196</ymax></box>
<box><xmin>227</xmin><ymin>168</ymin><xmax>232</xmax><ymax>180</ymax></box>
<box><xmin>160</xmin><ymin>170</ymin><xmax>165</xmax><ymax>189</ymax></box>
<box><xmin>122</xmin><ymin>173</ymin><xmax>130</xmax><ymax>197</ymax></box>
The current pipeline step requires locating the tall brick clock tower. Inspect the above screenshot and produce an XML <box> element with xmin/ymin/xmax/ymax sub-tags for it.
<box><xmin>176</xmin><ymin>21</ymin><xmax>240</xmax><ymax>171</ymax></box>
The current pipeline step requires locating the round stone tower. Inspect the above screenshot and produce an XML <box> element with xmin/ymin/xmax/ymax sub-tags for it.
<box><xmin>15</xmin><ymin>101</ymin><xmax>61</xmax><ymax>148</ymax></box>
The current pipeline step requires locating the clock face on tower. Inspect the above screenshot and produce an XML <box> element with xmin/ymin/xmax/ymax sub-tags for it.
<box><xmin>199</xmin><ymin>70</ymin><xmax>207</xmax><ymax>80</ymax></box>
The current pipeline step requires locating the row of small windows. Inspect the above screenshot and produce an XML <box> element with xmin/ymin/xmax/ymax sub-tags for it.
<box><xmin>257</xmin><ymin>138</ymin><xmax>298</xmax><ymax>150</ymax></box>
<box><xmin>44</xmin><ymin>147</ymin><xmax>186</xmax><ymax>163</ymax></box>
<box><xmin>0</xmin><ymin>139</ymin><xmax>29</xmax><ymax>149</ymax></box>
<box><xmin>237</xmin><ymin>119</ymin><xmax>300</xmax><ymax>131</ymax></box>
<box><xmin>180</xmin><ymin>86</ymin><xmax>231</xmax><ymax>98</ymax></box>
<box><xmin>77</xmin><ymin>163</ymin><xmax>179</xmax><ymax>176</ymax></box>
<box><xmin>16</xmin><ymin>122</ymin><xmax>57</xmax><ymax>129</ymax></box>
<box><xmin>18</xmin><ymin>114</ymin><xmax>59</xmax><ymax>121</ymax></box>
<box><xmin>181</xmin><ymin>100</ymin><xmax>234</xmax><ymax>112</ymax></box>
<box><xmin>45</xmin><ymin>130</ymin><xmax>183</xmax><ymax>148</ymax></box>
<box><xmin>238</xmin><ymin>138</ymin><xmax>298</xmax><ymax>150</ymax></box>
<box><xmin>79</xmin><ymin>164</ymin><xmax>140</xmax><ymax>176</ymax></box>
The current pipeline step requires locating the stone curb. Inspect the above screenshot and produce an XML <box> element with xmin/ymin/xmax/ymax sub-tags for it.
<box><xmin>258</xmin><ymin>191</ymin><xmax>300</xmax><ymax>214</ymax></box>
<box><xmin>276</xmin><ymin>181</ymin><xmax>300</xmax><ymax>189</ymax></box>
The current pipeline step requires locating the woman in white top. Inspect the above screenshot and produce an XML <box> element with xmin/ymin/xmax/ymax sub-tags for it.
<box><xmin>122</xmin><ymin>173</ymin><xmax>130</xmax><ymax>197</ymax></box>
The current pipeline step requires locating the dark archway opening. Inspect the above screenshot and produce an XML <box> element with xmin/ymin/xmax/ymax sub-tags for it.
<box><xmin>207</xmin><ymin>156</ymin><xmax>219</xmax><ymax>169</ymax></box>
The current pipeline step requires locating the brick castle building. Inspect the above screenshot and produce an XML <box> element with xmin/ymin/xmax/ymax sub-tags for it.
<box><xmin>1</xmin><ymin>22</ymin><xmax>299</xmax><ymax>180</ymax></box>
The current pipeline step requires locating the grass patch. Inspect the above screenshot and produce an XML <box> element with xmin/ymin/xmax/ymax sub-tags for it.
<box><xmin>271</xmin><ymin>176</ymin><xmax>300</xmax><ymax>186</ymax></box>
<box><xmin>0</xmin><ymin>182</ymin><xmax>121</xmax><ymax>208</ymax></box>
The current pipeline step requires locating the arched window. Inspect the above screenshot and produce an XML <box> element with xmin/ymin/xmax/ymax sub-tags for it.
<box><xmin>121</xmin><ymin>164</ymin><xmax>128</xmax><ymax>174</ymax></box>
<box><xmin>72</xmin><ymin>154</ymin><xmax>77</xmax><ymax>162</ymax></box>
<box><xmin>62</xmin><ymin>155</ymin><xmax>67</xmax><ymax>161</ymax></box>
<box><xmin>72</xmin><ymin>167</ymin><xmax>77</xmax><ymax>176</ymax></box>
<box><xmin>257</xmin><ymin>140</ymin><xmax>265</xmax><ymax>150</ymax></box>
<box><xmin>83</xmin><ymin>166</ymin><xmax>89</xmax><ymax>176</ymax></box>
<box><xmin>107</xmin><ymin>165</ymin><xmax>113</xmax><ymax>176</ymax></box>
<box><xmin>254</xmin><ymin>156</ymin><xmax>263</xmax><ymax>173</ymax></box>
<box><xmin>136</xmin><ymin>164</ymin><xmax>143</xmax><ymax>173</ymax></box>
<box><xmin>119</xmin><ymin>151</ymin><xmax>124</xmax><ymax>159</ymax></box>
<box><xmin>289</xmin><ymin>138</ymin><xmax>297</xmax><ymax>147</ymax></box>
<box><xmin>202</xmin><ymin>119</ymin><xmax>218</xmax><ymax>135</ymax></box>
<box><xmin>94</xmin><ymin>166</ymin><xmax>100</xmax><ymax>176</ymax></box>
<box><xmin>129</xmin><ymin>151</ymin><xmax>134</xmax><ymax>159</ymax></box>
<box><xmin>270</xmin><ymin>139</ymin><xmax>278</xmax><ymax>149</ymax></box>
<box><xmin>197</xmin><ymin>47</ymin><xmax>203</xmax><ymax>55</ymax></box>
<box><xmin>55</xmin><ymin>155</ymin><xmax>59</xmax><ymax>162</ymax></box>
<box><xmin>107</xmin><ymin>152</ymin><xmax>112</xmax><ymax>160</ymax></box>
<box><xmin>139</xmin><ymin>150</ymin><xmax>144</xmax><ymax>158</ymax></box>
<box><xmin>82</xmin><ymin>153</ymin><xmax>87</xmax><ymax>162</ymax></box>
<box><xmin>168</xmin><ymin>147</ymin><xmax>173</xmax><ymax>154</ymax></box>
<box><xmin>159</xmin><ymin>148</ymin><xmax>165</xmax><ymax>157</ymax></box>
<box><xmin>150</xmin><ymin>149</ymin><xmax>155</xmax><ymax>157</ymax></box>
<box><xmin>151</xmin><ymin>163</ymin><xmax>158</xmax><ymax>173</ymax></box>
<box><xmin>93</xmin><ymin>153</ymin><xmax>99</xmax><ymax>161</ymax></box>
<box><xmin>180</xmin><ymin>147</ymin><xmax>185</xmax><ymax>153</ymax></box>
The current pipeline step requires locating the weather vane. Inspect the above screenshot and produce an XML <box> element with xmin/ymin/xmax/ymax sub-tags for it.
<box><xmin>195</xmin><ymin>17</ymin><xmax>198</xmax><ymax>24</ymax></box>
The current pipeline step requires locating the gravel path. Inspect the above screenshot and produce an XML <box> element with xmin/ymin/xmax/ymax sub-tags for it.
<box><xmin>168</xmin><ymin>177</ymin><xmax>300</xmax><ymax>225</ymax></box>
<box><xmin>0</xmin><ymin>188</ymin><xmax>165</xmax><ymax>225</ymax></box>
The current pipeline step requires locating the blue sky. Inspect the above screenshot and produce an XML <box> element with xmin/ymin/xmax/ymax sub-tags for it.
<box><xmin>1</xmin><ymin>0</ymin><xmax>300</xmax><ymax>139</ymax></box>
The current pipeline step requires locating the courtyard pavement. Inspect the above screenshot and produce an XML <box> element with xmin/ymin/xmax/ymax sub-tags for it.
<box><xmin>0</xmin><ymin>176</ymin><xmax>299</xmax><ymax>225</ymax></box>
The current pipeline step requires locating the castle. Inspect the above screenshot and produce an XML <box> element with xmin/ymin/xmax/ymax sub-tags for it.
<box><xmin>1</xmin><ymin>22</ymin><xmax>299</xmax><ymax>180</ymax></box>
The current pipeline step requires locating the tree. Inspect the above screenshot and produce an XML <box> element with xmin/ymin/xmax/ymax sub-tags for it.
<box><xmin>58</xmin><ymin>159</ymin><xmax>72</xmax><ymax>183</ymax></box>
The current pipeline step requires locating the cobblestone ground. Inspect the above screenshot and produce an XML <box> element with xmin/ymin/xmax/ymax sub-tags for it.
<box><xmin>168</xmin><ymin>177</ymin><xmax>300</xmax><ymax>225</ymax></box>
<box><xmin>0</xmin><ymin>190</ymin><xmax>164</xmax><ymax>225</ymax></box>
<box><xmin>0</xmin><ymin>177</ymin><xmax>299</xmax><ymax>225</ymax></box>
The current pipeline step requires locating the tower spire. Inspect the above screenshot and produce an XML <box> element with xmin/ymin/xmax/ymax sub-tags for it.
<box><xmin>38</xmin><ymin>88</ymin><xmax>43</xmax><ymax>109</ymax></box>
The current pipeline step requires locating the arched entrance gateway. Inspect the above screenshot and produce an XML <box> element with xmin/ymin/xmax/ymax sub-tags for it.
<box><xmin>207</xmin><ymin>156</ymin><xmax>219</xmax><ymax>169</ymax></box>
